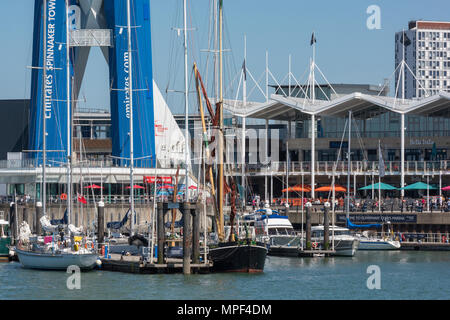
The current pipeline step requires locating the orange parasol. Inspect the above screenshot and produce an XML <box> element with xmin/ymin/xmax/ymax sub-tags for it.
<box><xmin>315</xmin><ymin>185</ymin><xmax>347</xmax><ymax>192</ymax></box>
<box><xmin>282</xmin><ymin>185</ymin><xmax>311</xmax><ymax>193</ymax></box>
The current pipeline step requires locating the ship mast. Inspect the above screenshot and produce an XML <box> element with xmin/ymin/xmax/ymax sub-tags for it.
<box><xmin>65</xmin><ymin>0</ymin><xmax>72</xmax><ymax>226</ymax></box>
<box><xmin>126</xmin><ymin>0</ymin><xmax>135</xmax><ymax>235</ymax></box>
<box><xmin>218</xmin><ymin>0</ymin><xmax>224</xmax><ymax>242</ymax></box>
<box><xmin>183</xmin><ymin>0</ymin><xmax>190</xmax><ymax>202</ymax></box>
<box><xmin>42</xmin><ymin>0</ymin><xmax>48</xmax><ymax>217</ymax></box>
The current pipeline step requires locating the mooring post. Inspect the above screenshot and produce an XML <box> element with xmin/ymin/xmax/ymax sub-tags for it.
<box><xmin>35</xmin><ymin>201</ymin><xmax>42</xmax><ymax>235</ymax></box>
<box><xmin>23</xmin><ymin>207</ymin><xmax>28</xmax><ymax>227</ymax></box>
<box><xmin>182</xmin><ymin>202</ymin><xmax>192</xmax><ymax>274</ymax></box>
<box><xmin>191</xmin><ymin>203</ymin><xmax>200</xmax><ymax>264</ymax></box>
<box><xmin>9</xmin><ymin>202</ymin><xmax>16</xmax><ymax>245</ymax></box>
<box><xmin>305</xmin><ymin>202</ymin><xmax>312</xmax><ymax>250</ymax></box>
<box><xmin>97</xmin><ymin>201</ymin><xmax>105</xmax><ymax>251</ymax></box>
<box><xmin>157</xmin><ymin>202</ymin><xmax>165</xmax><ymax>264</ymax></box>
<box><xmin>323</xmin><ymin>202</ymin><xmax>330</xmax><ymax>250</ymax></box>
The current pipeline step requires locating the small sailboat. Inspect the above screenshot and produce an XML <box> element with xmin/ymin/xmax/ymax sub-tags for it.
<box><xmin>16</xmin><ymin>0</ymin><xmax>98</xmax><ymax>271</ymax></box>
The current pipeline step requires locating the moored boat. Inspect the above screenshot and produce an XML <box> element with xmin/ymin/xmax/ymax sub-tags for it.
<box><xmin>0</xmin><ymin>218</ymin><xmax>11</xmax><ymax>261</ymax></box>
<box><xmin>356</xmin><ymin>232</ymin><xmax>401</xmax><ymax>250</ymax></box>
<box><xmin>209</xmin><ymin>240</ymin><xmax>267</xmax><ymax>273</ymax></box>
<box><xmin>243</xmin><ymin>208</ymin><xmax>302</xmax><ymax>257</ymax></box>
<box><xmin>15</xmin><ymin>247</ymin><xmax>98</xmax><ymax>271</ymax></box>
<box><xmin>311</xmin><ymin>225</ymin><xmax>360</xmax><ymax>257</ymax></box>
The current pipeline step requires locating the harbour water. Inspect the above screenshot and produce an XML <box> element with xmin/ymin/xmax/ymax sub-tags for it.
<box><xmin>1</xmin><ymin>251</ymin><xmax>449</xmax><ymax>300</ymax></box>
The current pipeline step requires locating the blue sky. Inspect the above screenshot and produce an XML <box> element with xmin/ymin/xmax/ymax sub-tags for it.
<box><xmin>0</xmin><ymin>0</ymin><xmax>449</xmax><ymax>113</ymax></box>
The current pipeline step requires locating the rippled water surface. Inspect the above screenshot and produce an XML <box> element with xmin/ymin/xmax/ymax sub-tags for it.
<box><xmin>1</xmin><ymin>251</ymin><xmax>449</xmax><ymax>300</ymax></box>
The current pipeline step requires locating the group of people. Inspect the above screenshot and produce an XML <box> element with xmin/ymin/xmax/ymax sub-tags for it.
<box><xmin>251</xmin><ymin>194</ymin><xmax>450</xmax><ymax>213</ymax></box>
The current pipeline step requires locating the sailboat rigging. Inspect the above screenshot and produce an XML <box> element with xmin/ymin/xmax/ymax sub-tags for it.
<box><xmin>206</xmin><ymin>0</ymin><xmax>267</xmax><ymax>273</ymax></box>
<box><xmin>15</xmin><ymin>0</ymin><xmax>98</xmax><ymax>271</ymax></box>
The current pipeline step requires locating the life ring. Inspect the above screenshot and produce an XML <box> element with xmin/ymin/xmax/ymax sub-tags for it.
<box><xmin>60</xmin><ymin>193</ymin><xmax>67</xmax><ymax>200</ymax></box>
<box><xmin>312</xmin><ymin>242</ymin><xmax>318</xmax><ymax>249</ymax></box>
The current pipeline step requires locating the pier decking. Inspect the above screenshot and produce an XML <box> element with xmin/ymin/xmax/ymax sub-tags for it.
<box><xmin>100</xmin><ymin>254</ymin><xmax>212</xmax><ymax>274</ymax></box>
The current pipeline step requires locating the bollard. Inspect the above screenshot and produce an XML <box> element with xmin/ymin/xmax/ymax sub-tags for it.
<box><xmin>182</xmin><ymin>202</ymin><xmax>192</xmax><ymax>275</ymax></box>
<box><xmin>191</xmin><ymin>203</ymin><xmax>200</xmax><ymax>264</ymax></box>
<box><xmin>35</xmin><ymin>202</ymin><xmax>42</xmax><ymax>235</ymax></box>
<box><xmin>305</xmin><ymin>202</ymin><xmax>312</xmax><ymax>250</ymax></box>
<box><xmin>323</xmin><ymin>202</ymin><xmax>330</xmax><ymax>251</ymax></box>
<box><xmin>157</xmin><ymin>202</ymin><xmax>165</xmax><ymax>264</ymax></box>
<box><xmin>97</xmin><ymin>201</ymin><xmax>105</xmax><ymax>251</ymax></box>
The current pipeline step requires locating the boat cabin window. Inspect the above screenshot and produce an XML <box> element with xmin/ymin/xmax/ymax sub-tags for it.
<box><xmin>312</xmin><ymin>230</ymin><xmax>350</xmax><ymax>237</ymax></box>
<box><xmin>269</xmin><ymin>228</ymin><xmax>293</xmax><ymax>235</ymax></box>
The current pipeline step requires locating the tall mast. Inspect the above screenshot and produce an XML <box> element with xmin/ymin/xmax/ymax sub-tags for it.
<box><xmin>218</xmin><ymin>0</ymin><xmax>224</xmax><ymax>241</ymax></box>
<box><xmin>183</xmin><ymin>0</ymin><xmax>190</xmax><ymax>201</ymax></box>
<box><xmin>346</xmin><ymin>110</ymin><xmax>352</xmax><ymax>217</ymax></box>
<box><xmin>65</xmin><ymin>0</ymin><xmax>72</xmax><ymax>226</ymax></box>
<box><xmin>213</xmin><ymin>0</ymin><xmax>219</xmax><ymax>101</ymax></box>
<box><xmin>241</xmin><ymin>35</ymin><xmax>246</xmax><ymax>210</ymax></box>
<box><xmin>42</xmin><ymin>0</ymin><xmax>48</xmax><ymax>217</ymax></box>
<box><xmin>126</xmin><ymin>0</ymin><xmax>135</xmax><ymax>235</ymax></box>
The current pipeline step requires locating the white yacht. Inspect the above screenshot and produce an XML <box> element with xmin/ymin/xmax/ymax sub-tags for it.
<box><xmin>243</xmin><ymin>208</ymin><xmax>301</xmax><ymax>257</ymax></box>
<box><xmin>244</xmin><ymin>208</ymin><xmax>359</xmax><ymax>257</ymax></box>
<box><xmin>311</xmin><ymin>225</ymin><xmax>360</xmax><ymax>257</ymax></box>
<box><xmin>355</xmin><ymin>231</ymin><xmax>401</xmax><ymax>250</ymax></box>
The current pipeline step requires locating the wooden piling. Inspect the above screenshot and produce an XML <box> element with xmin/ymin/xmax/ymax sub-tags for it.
<box><xmin>23</xmin><ymin>207</ymin><xmax>28</xmax><ymax>227</ymax></box>
<box><xmin>97</xmin><ymin>201</ymin><xmax>105</xmax><ymax>250</ymax></box>
<box><xmin>9</xmin><ymin>202</ymin><xmax>16</xmax><ymax>245</ymax></box>
<box><xmin>191</xmin><ymin>203</ymin><xmax>200</xmax><ymax>264</ymax></box>
<box><xmin>323</xmin><ymin>203</ymin><xmax>330</xmax><ymax>250</ymax></box>
<box><xmin>35</xmin><ymin>202</ymin><xmax>42</xmax><ymax>235</ymax></box>
<box><xmin>182</xmin><ymin>202</ymin><xmax>192</xmax><ymax>275</ymax></box>
<box><xmin>305</xmin><ymin>204</ymin><xmax>312</xmax><ymax>250</ymax></box>
<box><xmin>157</xmin><ymin>202</ymin><xmax>165</xmax><ymax>264</ymax></box>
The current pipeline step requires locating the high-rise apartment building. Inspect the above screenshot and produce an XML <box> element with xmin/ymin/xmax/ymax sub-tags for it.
<box><xmin>395</xmin><ymin>21</ymin><xmax>450</xmax><ymax>99</ymax></box>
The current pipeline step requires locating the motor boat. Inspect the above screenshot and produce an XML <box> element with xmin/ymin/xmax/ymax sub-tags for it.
<box><xmin>242</xmin><ymin>208</ymin><xmax>301</xmax><ymax>257</ymax></box>
<box><xmin>310</xmin><ymin>225</ymin><xmax>360</xmax><ymax>257</ymax></box>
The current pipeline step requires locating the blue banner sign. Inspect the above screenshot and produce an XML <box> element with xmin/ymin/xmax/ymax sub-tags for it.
<box><xmin>336</xmin><ymin>214</ymin><xmax>417</xmax><ymax>223</ymax></box>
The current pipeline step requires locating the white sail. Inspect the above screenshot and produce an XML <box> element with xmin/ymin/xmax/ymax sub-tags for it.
<box><xmin>153</xmin><ymin>80</ymin><xmax>191</xmax><ymax>170</ymax></box>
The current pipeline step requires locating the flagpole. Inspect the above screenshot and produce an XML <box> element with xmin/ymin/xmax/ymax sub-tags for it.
<box><xmin>378</xmin><ymin>140</ymin><xmax>382</xmax><ymax>213</ymax></box>
<box><xmin>312</xmin><ymin>46</ymin><xmax>315</xmax><ymax>103</ymax></box>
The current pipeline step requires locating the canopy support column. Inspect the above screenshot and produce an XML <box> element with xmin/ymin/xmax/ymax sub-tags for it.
<box><xmin>401</xmin><ymin>113</ymin><xmax>405</xmax><ymax>199</ymax></box>
<box><xmin>311</xmin><ymin>114</ymin><xmax>315</xmax><ymax>199</ymax></box>
<box><xmin>265</xmin><ymin>119</ymin><xmax>269</xmax><ymax>202</ymax></box>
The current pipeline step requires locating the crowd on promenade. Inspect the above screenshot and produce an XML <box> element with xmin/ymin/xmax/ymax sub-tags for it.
<box><xmin>253</xmin><ymin>195</ymin><xmax>450</xmax><ymax>213</ymax></box>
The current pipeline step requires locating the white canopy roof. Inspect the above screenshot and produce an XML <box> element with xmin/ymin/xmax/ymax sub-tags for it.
<box><xmin>224</xmin><ymin>91</ymin><xmax>450</xmax><ymax>120</ymax></box>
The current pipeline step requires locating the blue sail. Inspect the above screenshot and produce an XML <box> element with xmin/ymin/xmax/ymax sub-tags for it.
<box><xmin>104</xmin><ymin>0</ymin><xmax>156</xmax><ymax>167</ymax></box>
<box><xmin>29</xmin><ymin>0</ymin><xmax>74</xmax><ymax>165</ymax></box>
<box><xmin>107</xmin><ymin>209</ymin><xmax>135</xmax><ymax>229</ymax></box>
<box><xmin>50</xmin><ymin>209</ymin><xmax>68</xmax><ymax>225</ymax></box>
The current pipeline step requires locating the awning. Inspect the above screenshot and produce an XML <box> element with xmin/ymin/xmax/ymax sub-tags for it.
<box><xmin>359</xmin><ymin>183</ymin><xmax>398</xmax><ymax>190</ymax></box>
<box><xmin>400</xmin><ymin>182</ymin><xmax>436</xmax><ymax>190</ymax></box>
